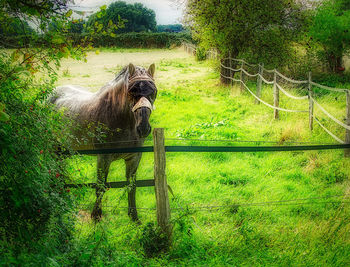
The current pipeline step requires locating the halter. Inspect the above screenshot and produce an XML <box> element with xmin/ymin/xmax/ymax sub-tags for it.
<box><xmin>128</xmin><ymin>74</ymin><xmax>154</xmax><ymax>87</ymax></box>
<box><xmin>132</xmin><ymin>97</ymin><xmax>155</xmax><ymax>113</ymax></box>
<box><xmin>129</xmin><ymin>72</ymin><xmax>155</xmax><ymax>113</ymax></box>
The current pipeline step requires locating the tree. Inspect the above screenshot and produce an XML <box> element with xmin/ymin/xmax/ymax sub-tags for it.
<box><xmin>310</xmin><ymin>0</ymin><xmax>350</xmax><ymax>72</ymax></box>
<box><xmin>87</xmin><ymin>1</ymin><xmax>157</xmax><ymax>33</ymax></box>
<box><xmin>183</xmin><ymin>0</ymin><xmax>307</xmax><ymax>83</ymax></box>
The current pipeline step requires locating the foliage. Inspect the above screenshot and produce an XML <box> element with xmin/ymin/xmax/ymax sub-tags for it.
<box><xmin>87</xmin><ymin>1</ymin><xmax>156</xmax><ymax>34</ymax></box>
<box><xmin>0</xmin><ymin>16</ymin><xmax>34</xmax><ymax>37</ymax></box>
<box><xmin>67</xmin><ymin>18</ymin><xmax>85</xmax><ymax>34</ymax></box>
<box><xmin>309</xmin><ymin>0</ymin><xmax>350</xmax><ymax>72</ymax></box>
<box><xmin>195</xmin><ymin>46</ymin><xmax>207</xmax><ymax>61</ymax></box>
<box><xmin>57</xmin><ymin>50</ymin><xmax>349</xmax><ymax>266</ymax></box>
<box><xmin>73</xmin><ymin>32</ymin><xmax>192</xmax><ymax>49</ymax></box>
<box><xmin>139</xmin><ymin>222</ymin><xmax>169</xmax><ymax>257</ymax></box>
<box><xmin>184</xmin><ymin>0</ymin><xmax>308</xmax><ymax>67</ymax></box>
<box><xmin>0</xmin><ymin>0</ymin><xmax>91</xmax><ymax>264</ymax></box>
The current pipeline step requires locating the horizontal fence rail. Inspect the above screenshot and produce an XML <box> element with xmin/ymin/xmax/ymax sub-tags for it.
<box><xmin>65</xmin><ymin>179</ymin><xmax>155</xmax><ymax>189</ymax></box>
<box><xmin>72</xmin><ymin>143</ymin><xmax>350</xmax><ymax>155</ymax></box>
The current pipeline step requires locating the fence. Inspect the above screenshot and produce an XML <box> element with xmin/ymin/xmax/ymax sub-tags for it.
<box><xmin>66</xmin><ymin>127</ymin><xmax>350</xmax><ymax>241</ymax></box>
<box><xmin>182</xmin><ymin>43</ymin><xmax>350</xmax><ymax>156</ymax></box>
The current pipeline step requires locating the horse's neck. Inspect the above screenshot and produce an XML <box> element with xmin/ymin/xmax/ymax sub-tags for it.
<box><xmin>96</xmin><ymin>77</ymin><xmax>123</xmax><ymax>96</ymax></box>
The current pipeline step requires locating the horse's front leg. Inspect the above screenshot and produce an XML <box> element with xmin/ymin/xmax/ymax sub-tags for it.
<box><xmin>125</xmin><ymin>153</ymin><xmax>142</xmax><ymax>222</ymax></box>
<box><xmin>91</xmin><ymin>155</ymin><xmax>111</xmax><ymax>221</ymax></box>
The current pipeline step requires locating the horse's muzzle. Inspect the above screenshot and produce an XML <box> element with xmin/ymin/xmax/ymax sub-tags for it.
<box><xmin>136</xmin><ymin>123</ymin><xmax>151</xmax><ymax>138</ymax></box>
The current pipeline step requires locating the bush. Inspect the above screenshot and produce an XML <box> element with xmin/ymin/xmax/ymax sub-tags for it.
<box><xmin>195</xmin><ymin>47</ymin><xmax>207</xmax><ymax>61</ymax></box>
<box><xmin>0</xmin><ymin>48</ymin><xmax>77</xmax><ymax>265</ymax></box>
<box><xmin>73</xmin><ymin>32</ymin><xmax>192</xmax><ymax>49</ymax></box>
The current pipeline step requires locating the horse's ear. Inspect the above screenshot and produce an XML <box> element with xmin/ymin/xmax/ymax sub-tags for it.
<box><xmin>128</xmin><ymin>63</ymin><xmax>136</xmax><ymax>77</ymax></box>
<box><xmin>148</xmin><ymin>63</ymin><xmax>155</xmax><ymax>78</ymax></box>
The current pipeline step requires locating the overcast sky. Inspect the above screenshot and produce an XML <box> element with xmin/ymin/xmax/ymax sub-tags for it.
<box><xmin>70</xmin><ymin>0</ymin><xmax>184</xmax><ymax>25</ymax></box>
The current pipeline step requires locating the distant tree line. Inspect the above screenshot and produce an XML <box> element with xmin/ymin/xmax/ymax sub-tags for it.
<box><xmin>157</xmin><ymin>24</ymin><xmax>185</xmax><ymax>33</ymax></box>
<box><xmin>0</xmin><ymin>1</ymin><xmax>189</xmax><ymax>49</ymax></box>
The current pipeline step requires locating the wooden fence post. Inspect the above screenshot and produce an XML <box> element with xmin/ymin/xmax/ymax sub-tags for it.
<box><xmin>345</xmin><ymin>90</ymin><xmax>350</xmax><ymax>157</ymax></box>
<box><xmin>308</xmin><ymin>72</ymin><xmax>314</xmax><ymax>131</ymax></box>
<box><xmin>256</xmin><ymin>63</ymin><xmax>263</xmax><ymax>104</ymax></box>
<box><xmin>273</xmin><ymin>69</ymin><xmax>279</xmax><ymax>119</ymax></box>
<box><xmin>229</xmin><ymin>52</ymin><xmax>232</xmax><ymax>85</ymax></box>
<box><xmin>153</xmin><ymin>128</ymin><xmax>172</xmax><ymax>238</ymax></box>
<box><xmin>240</xmin><ymin>61</ymin><xmax>244</xmax><ymax>92</ymax></box>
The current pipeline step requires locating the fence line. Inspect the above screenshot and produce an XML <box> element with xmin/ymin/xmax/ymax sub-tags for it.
<box><xmin>241</xmin><ymin>67</ymin><xmax>259</xmax><ymax>78</ymax></box>
<box><xmin>258</xmin><ymin>73</ymin><xmax>274</xmax><ymax>84</ymax></box>
<box><xmin>311</xmin><ymin>96</ymin><xmax>350</xmax><ymax>131</ymax></box>
<box><xmin>314</xmin><ymin>117</ymin><xmax>345</xmax><ymax>144</ymax></box>
<box><xmin>310</xmin><ymin>81</ymin><xmax>348</xmax><ymax>93</ymax></box>
<box><xmin>276</xmin><ymin>83</ymin><xmax>308</xmax><ymax>100</ymax></box>
<box><xmin>274</xmin><ymin>70</ymin><xmax>308</xmax><ymax>84</ymax></box>
<box><xmin>182</xmin><ymin>43</ymin><xmax>350</xmax><ymax>153</ymax></box>
<box><xmin>67</xmin><ymin>127</ymin><xmax>349</xmax><ymax>244</ymax></box>
<box><xmin>241</xmin><ymin>81</ymin><xmax>308</xmax><ymax>113</ymax></box>
<box><xmin>72</xmin><ymin>143</ymin><xmax>350</xmax><ymax>155</ymax></box>
<box><xmin>78</xmin><ymin>194</ymin><xmax>349</xmax><ymax>211</ymax></box>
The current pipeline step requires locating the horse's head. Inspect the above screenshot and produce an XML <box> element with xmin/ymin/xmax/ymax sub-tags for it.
<box><xmin>127</xmin><ymin>63</ymin><xmax>157</xmax><ymax>138</ymax></box>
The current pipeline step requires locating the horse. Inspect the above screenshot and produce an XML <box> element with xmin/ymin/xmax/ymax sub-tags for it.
<box><xmin>50</xmin><ymin>63</ymin><xmax>157</xmax><ymax>221</ymax></box>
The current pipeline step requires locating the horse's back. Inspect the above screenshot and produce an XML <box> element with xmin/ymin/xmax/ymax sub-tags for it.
<box><xmin>50</xmin><ymin>85</ymin><xmax>94</xmax><ymax>111</ymax></box>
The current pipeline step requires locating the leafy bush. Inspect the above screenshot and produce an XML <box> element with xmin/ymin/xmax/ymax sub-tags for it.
<box><xmin>195</xmin><ymin>47</ymin><xmax>207</xmax><ymax>61</ymax></box>
<box><xmin>0</xmin><ymin>49</ymin><xmax>79</xmax><ymax>263</ymax></box>
<box><xmin>72</xmin><ymin>32</ymin><xmax>192</xmax><ymax>49</ymax></box>
<box><xmin>0</xmin><ymin>0</ymin><xmax>89</xmax><ymax>264</ymax></box>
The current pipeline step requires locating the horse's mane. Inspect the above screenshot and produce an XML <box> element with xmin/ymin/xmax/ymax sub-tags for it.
<box><xmin>87</xmin><ymin>65</ymin><xmax>153</xmax><ymax>128</ymax></box>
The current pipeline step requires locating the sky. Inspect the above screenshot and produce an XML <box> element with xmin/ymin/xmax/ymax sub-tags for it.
<box><xmin>70</xmin><ymin>0</ymin><xmax>184</xmax><ymax>25</ymax></box>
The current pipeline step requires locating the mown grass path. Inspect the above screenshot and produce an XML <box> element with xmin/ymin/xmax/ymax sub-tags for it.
<box><xmin>58</xmin><ymin>48</ymin><xmax>350</xmax><ymax>266</ymax></box>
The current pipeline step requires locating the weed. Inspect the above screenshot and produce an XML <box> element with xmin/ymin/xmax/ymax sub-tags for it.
<box><xmin>219</xmin><ymin>172</ymin><xmax>249</xmax><ymax>186</ymax></box>
<box><xmin>139</xmin><ymin>222</ymin><xmax>169</xmax><ymax>258</ymax></box>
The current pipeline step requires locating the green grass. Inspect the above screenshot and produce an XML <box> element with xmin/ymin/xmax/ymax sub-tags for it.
<box><xmin>60</xmin><ymin>49</ymin><xmax>349</xmax><ymax>266</ymax></box>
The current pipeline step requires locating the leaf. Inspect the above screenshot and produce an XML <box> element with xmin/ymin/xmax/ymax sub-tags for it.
<box><xmin>65</xmin><ymin>10</ymin><xmax>73</xmax><ymax>18</ymax></box>
<box><xmin>52</xmin><ymin>36</ymin><xmax>64</xmax><ymax>44</ymax></box>
<box><xmin>95</xmin><ymin>49</ymin><xmax>100</xmax><ymax>55</ymax></box>
<box><xmin>100</xmin><ymin>5</ymin><xmax>107</xmax><ymax>11</ymax></box>
<box><xmin>0</xmin><ymin>111</ymin><xmax>10</xmax><ymax>122</ymax></box>
<box><xmin>0</xmin><ymin>103</ymin><xmax>9</xmax><ymax>122</ymax></box>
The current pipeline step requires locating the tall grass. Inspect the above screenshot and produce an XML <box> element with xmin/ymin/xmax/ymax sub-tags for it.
<box><xmin>58</xmin><ymin>51</ymin><xmax>349</xmax><ymax>266</ymax></box>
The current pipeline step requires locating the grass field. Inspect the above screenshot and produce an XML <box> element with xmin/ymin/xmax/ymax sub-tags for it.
<box><xmin>57</xmin><ymin>48</ymin><xmax>350</xmax><ymax>266</ymax></box>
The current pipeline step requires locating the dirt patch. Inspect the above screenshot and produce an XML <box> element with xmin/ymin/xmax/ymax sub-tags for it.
<box><xmin>57</xmin><ymin>48</ymin><xmax>190</xmax><ymax>91</ymax></box>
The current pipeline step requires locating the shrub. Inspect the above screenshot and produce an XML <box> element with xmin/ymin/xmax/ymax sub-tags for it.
<box><xmin>0</xmin><ymin>51</ymin><xmax>78</xmax><ymax>263</ymax></box>
<box><xmin>139</xmin><ymin>222</ymin><xmax>169</xmax><ymax>258</ymax></box>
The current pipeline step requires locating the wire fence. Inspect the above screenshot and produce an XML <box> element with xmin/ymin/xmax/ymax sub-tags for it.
<box><xmin>182</xmin><ymin>43</ymin><xmax>350</xmax><ymax>150</ymax></box>
<box><xmin>76</xmin><ymin>193</ymin><xmax>350</xmax><ymax>212</ymax></box>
